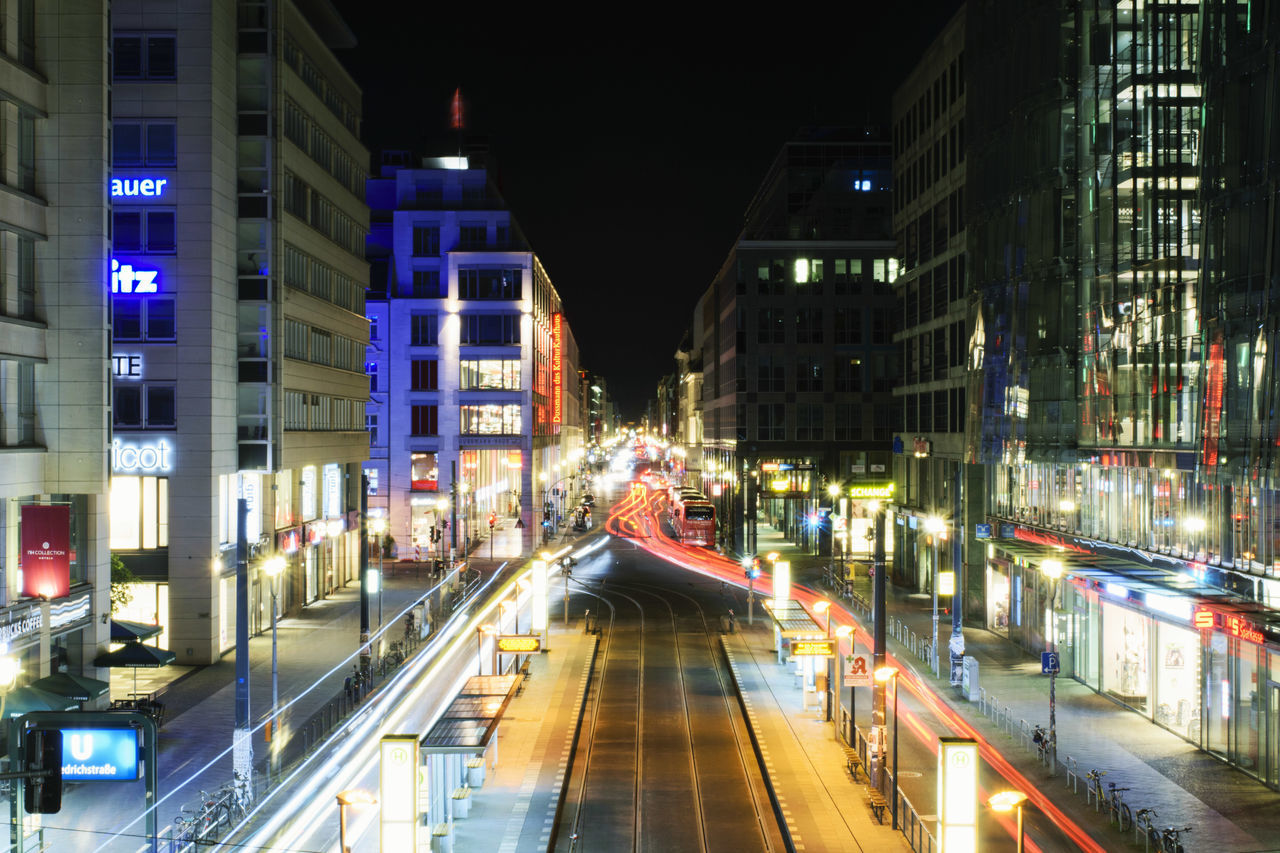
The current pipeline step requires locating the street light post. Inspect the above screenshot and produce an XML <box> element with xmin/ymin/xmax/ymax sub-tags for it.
<box><xmin>835</xmin><ymin>624</ymin><xmax>852</xmax><ymax>741</ymax></box>
<box><xmin>814</xmin><ymin>600</ymin><xmax>831</xmax><ymax>720</ymax></box>
<box><xmin>875</xmin><ymin>665</ymin><xmax>900</xmax><ymax>831</ymax></box>
<box><xmin>335</xmin><ymin>789</ymin><xmax>377</xmax><ymax>853</ymax></box>
<box><xmin>262</xmin><ymin>556</ymin><xmax>285</xmax><ymax>765</ymax></box>
<box><xmin>925</xmin><ymin>516</ymin><xmax>946</xmax><ymax>679</ymax></box>
<box><xmin>369</xmin><ymin>518</ymin><xmax>386</xmax><ymax>628</ymax></box>
<box><xmin>989</xmin><ymin>790</ymin><xmax>1028</xmax><ymax>853</ymax></box>
<box><xmin>1041</xmin><ymin>559</ymin><xmax>1064</xmax><ymax>776</ymax></box>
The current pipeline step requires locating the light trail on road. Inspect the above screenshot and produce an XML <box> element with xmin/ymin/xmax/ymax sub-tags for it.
<box><xmin>614</xmin><ymin>475</ymin><xmax>1105</xmax><ymax>853</ymax></box>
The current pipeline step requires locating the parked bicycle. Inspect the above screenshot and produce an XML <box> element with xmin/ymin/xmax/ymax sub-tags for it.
<box><xmin>1105</xmin><ymin>782</ymin><xmax>1132</xmax><ymax>831</ymax></box>
<box><xmin>1032</xmin><ymin>724</ymin><xmax>1050</xmax><ymax>762</ymax></box>
<box><xmin>1085</xmin><ymin>768</ymin><xmax>1108</xmax><ymax>809</ymax></box>
<box><xmin>1135</xmin><ymin>808</ymin><xmax>1159</xmax><ymax>849</ymax></box>
<box><xmin>1160</xmin><ymin>825</ymin><xmax>1192</xmax><ymax>853</ymax></box>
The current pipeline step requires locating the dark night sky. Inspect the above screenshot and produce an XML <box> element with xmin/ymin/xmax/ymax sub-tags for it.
<box><xmin>329</xmin><ymin>4</ymin><xmax>964</xmax><ymax>416</ymax></box>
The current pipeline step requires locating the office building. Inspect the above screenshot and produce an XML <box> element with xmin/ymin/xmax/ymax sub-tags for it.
<box><xmin>364</xmin><ymin>152</ymin><xmax>582</xmax><ymax>559</ymax></box>
<box><xmin>0</xmin><ymin>1</ymin><xmax>111</xmax><ymax>692</ymax></box>
<box><xmin>109</xmin><ymin>0</ymin><xmax>370</xmax><ymax>664</ymax></box>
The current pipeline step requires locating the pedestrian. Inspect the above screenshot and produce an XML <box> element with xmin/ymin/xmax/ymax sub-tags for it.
<box><xmin>351</xmin><ymin>665</ymin><xmax>362</xmax><ymax>703</ymax></box>
<box><xmin>343</xmin><ymin>673</ymin><xmax>353</xmax><ymax>703</ymax></box>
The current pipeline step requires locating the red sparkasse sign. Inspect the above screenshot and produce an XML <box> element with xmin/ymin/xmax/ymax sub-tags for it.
<box><xmin>21</xmin><ymin>504</ymin><xmax>71</xmax><ymax>599</ymax></box>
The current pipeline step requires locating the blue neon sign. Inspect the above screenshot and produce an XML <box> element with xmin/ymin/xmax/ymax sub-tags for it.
<box><xmin>111</xmin><ymin>258</ymin><xmax>159</xmax><ymax>293</ymax></box>
<box><xmin>61</xmin><ymin>728</ymin><xmax>139</xmax><ymax>781</ymax></box>
<box><xmin>111</xmin><ymin>177</ymin><xmax>169</xmax><ymax>198</ymax></box>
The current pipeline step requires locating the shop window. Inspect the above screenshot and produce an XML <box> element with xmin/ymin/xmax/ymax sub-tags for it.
<box><xmin>109</xmin><ymin>475</ymin><xmax>169</xmax><ymax>550</ymax></box>
<box><xmin>460</xmin><ymin>359</ymin><xmax>519</xmax><ymax>390</ymax></box>
<box><xmin>411</xmin><ymin>451</ymin><xmax>438</xmax><ymax>491</ymax></box>
<box><xmin>1102</xmin><ymin>605</ymin><xmax>1150</xmax><ymax>712</ymax></box>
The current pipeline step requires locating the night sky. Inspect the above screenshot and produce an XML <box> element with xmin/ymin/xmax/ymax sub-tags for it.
<box><xmin>330</xmin><ymin>4</ymin><xmax>964</xmax><ymax>415</ymax></box>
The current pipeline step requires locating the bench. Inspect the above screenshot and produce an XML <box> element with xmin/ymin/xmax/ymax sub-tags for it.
<box><xmin>451</xmin><ymin>786</ymin><xmax>471</xmax><ymax>819</ymax></box>
<box><xmin>843</xmin><ymin>748</ymin><xmax>865</xmax><ymax>783</ymax></box>
<box><xmin>867</xmin><ymin>788</ymin><xmax>888</xmax><ymax>824</ymax></box>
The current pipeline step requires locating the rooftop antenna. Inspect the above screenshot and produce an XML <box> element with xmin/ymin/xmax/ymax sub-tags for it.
<box><xmin>450</xmin><ymin>87</ymin><xmax>465</xmax><ymax>161</ymax></box>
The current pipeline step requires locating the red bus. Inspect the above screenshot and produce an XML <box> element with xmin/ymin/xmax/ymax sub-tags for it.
<box><xmin>672</xmin><ymin>500</ymin><xmax>716</xmax><ymax>547</ymax></box>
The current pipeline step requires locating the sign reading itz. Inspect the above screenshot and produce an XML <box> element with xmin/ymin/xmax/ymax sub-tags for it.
<box><xmin>111</xmin><ymin>259</ymin><xmax>159</xmax><ymax>294</ymax></box>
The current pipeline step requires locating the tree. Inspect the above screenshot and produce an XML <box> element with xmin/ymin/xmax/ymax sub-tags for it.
<box><xmin>110</xmin><ymin>553</ymin><xmax>138</xmax><ymax>615</ymax></box>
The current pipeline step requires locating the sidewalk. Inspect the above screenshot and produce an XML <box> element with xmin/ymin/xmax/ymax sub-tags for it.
<box><xmin>742</xmin><ymin>519</ymin><xmax>1280</xmax><ymax>851</ymax></box>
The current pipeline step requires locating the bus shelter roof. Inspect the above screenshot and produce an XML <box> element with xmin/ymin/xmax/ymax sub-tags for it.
<box><xmin>762</xmin><ymin>600</ymin><xmax>827</xmax><ymax>639</ymax></box>
<box><xmin>420</xmin><ymin>673</ymin><xmax>522</xmax><ymax>754</ymax></box>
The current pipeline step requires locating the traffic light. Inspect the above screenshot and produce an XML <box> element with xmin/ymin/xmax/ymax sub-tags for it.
<box><xmin>24</xmin><ymin>728</ymin><xmax>62</xmax><ymax>814</ymax></box>
<box><xmin>487</xmin><ymin>512</ymin><xmax>496</xmax><ymax>528</ymax></box>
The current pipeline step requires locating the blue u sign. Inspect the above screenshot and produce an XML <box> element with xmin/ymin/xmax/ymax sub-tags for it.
<box><xmin>61</xmin><ymin>728</ymin><xmax>140</xmax><ymax>781</ymax></box>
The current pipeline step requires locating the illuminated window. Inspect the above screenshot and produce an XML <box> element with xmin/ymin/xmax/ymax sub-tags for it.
<box><xmin>459</xmin><ymin>268</ymin><xmax>521</xmax><ymax>300</ymax></box>
<box><xmin>460</xmin><ymin>359</ymin><xmax>520</xmax><ymax>390</ymax></box>
<box><xmin>410</xmin><ymin>452</ymin><xmax>438</xmax><ymax>491</ymax></box>
<box><xmin>460</xmin><ymin>404</ymin><xmax>521</xmax><ymax>435</ymax></box>
<box><xmin>109</xmin><ymin>475</ymin><xmax>169</xmax><ymax>550</ymax></box>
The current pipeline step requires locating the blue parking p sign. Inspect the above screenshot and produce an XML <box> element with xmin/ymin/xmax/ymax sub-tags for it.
<box><xmin>1041</xmin><ymin>652</ymin><xmax>1060</xmax><ymax>674</ymax></box>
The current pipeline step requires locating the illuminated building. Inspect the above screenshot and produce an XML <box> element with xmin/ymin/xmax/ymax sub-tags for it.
<box><xmin>108</xmin><ymin>0</ymin><xmax>371</xmax><ymax>664</ymax></box>
<box><xmin>890</xmin><ymin>7</ymin><xmax>970</xmax><ymax>599</ymax></box>
<box><xmin>695</xmin><ymin>129</ymin><xmax>900</xmax><ymax>555</ymax></box>
<box><xmin>364</xmin><ymin>151</ymin><xmax>582</xmax><ymax>557</ymax></box>
<box><xmin>0</xmin><ymin>1</ymin><xmax>111</xmax><ymax>692</ymax></box>
<box><xmin>961</xmin><ymin>0</ymin><xmax>1280</xmax><ymax>785</ymax></box>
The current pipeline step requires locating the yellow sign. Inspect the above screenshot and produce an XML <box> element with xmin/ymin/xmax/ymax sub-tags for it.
<box><xmin>939</xmin><ymin>571</ymin><xmax>955</xmax><ymax>596</ymax></box>
<box><xmin>791</xmin><ymin>640</ymin><xmax>834</xmax><ymax>656</ymax></box>
<box><xmin>938</xmin><ymin>738</ymin><xmax>978</xmax><ymax>852</ymax></box>
<box><xmin>849</xmin><ymin>483</ymin><xmax>895</xmax><ymax>499</ymax></box>
<box><xmin>497</xmin><ymin>635</ymin><xmax>541</xmax><ymax>653</ymax></box>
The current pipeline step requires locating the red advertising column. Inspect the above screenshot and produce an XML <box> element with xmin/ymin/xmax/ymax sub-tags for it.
<box><xmin>21</xmin><ymin>504</ymin><xmax>71</xmax><ymax>599</ymax></box>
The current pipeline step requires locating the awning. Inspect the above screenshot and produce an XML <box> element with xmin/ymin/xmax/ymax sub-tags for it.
<box><xmin>762</xmin><ymin>600</ymin><xmax>827</xmax><ymax>638</ymax></box>
<box><xmin>420</xmin><ymin>674</ymin><xmax>521</xmax><ymax>754</ymax></box>
<box><xmin>94</xmin><ymin>643</ymin><xmax>177</xmax><ymax>668</ymax></box>
<box><xmin>111</xmin><ymin>619</ymin><xmax>163</xmax><ymax>643</ymax></box>
<box><xmin>28</xmin><ymin>672</ymin><xmax>111</xmax><ymax>702</ymax></box>
<box><xmin>2</xmin><ymin>686</ymin><xmax>79</xmax><ymax>718</ymax></box>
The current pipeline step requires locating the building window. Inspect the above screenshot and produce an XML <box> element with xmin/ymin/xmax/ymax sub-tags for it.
<box><xmin>795</xmin><ymin>357</ymin><xmax>823</xmax><ymax>392</ymax></box>
<box><xmin>834</xmin><ymin>404</ymin><xmax>862</xmax><ymax>441</ymax></box>
<box><xmin>834</xmin><ymin>308</ymin><xmax>862</xmax><ymax>345</ymax></box>
<box><xmin>757</xmin><ymin>309</ymin><xmax>785</xmax><ymax>344</ymax></box>
<box><xmin>835</xmin><ymin>358</ymin><xmax>862</xmax><ymax>392</ymax></box>
<box><xmin>757</xmin><ymin>355</ymin><xmax>784</xmax><ymax>392</ymax></box>
<box><xmin>113</xmin><ymin>209</ymin><xmax>176</xmax><ymax>253</ymax></box>
<box><xmin>411</xmin><ymin>405</ymin><xmax>438</xmax><ymax>436</ymax></box>
<box><xmin>411</xmin><ymin>359</ymin><xmax>439</xmax><ymax>390</ymax></box>
<box><xmin>410</xmin><ymin>313</ymin><xmax>438</xmax><ymax>346</ymax></box>
<box><xmin>410</xmin><ymin>451</ymin><xmax>438</xmax><ymax>490</ymax></box>
<box><xmin>757</xmin><ymin>404</ymin><xmax>785</xmax><ymax>441</ymax></box>
<box><xmin>367</xmin><ymin>413</ymin><xmax>378</xmax><ymax>447</ymax></box>
<box><xmin>460</xmin><ymin>313</ymin><xmax>520</xmax><ymax>345</ymax></box>
<box><xmin>113</xmin><ymin>298</ymin><xmax>175</xmax><ymax>342</ymax></box>
<box><xmin>458</xmin><ymin>268</ymin><xmax>521</xmax><ymax>300</ymax></box>
<box><xmin>408</xmin><ymin>270</ymin><xmax>443</xmax><ymax>298</ymax></box>
<box><xmin>795</xmin><ymin>404</ymin><xmax>824</xmax><ymax>441</ymax></box>
<box><xmin>366</xmin><ymin>361</ymin><xmax>378</xmax><ymax>393</ymax></box>
<box><xmin>113</xmin><ymin>34</ymin><xmax>176</xmax><ymax>80</ymax></box>
<box><xmin>460</xmin><ymin>404</ymin><xmax>521</xmax><ymax>435</ymax></box>
<box><xmin>113</xmin><ymin>120</ymin><xmax>177</xmax><ymax>166</ymax></box>
<box><xmin>460</xmin><ymin>359</ymin><xmax>520</xmax><ymax>390</ymax></box>
<box><xmin>458</xmin><ymin>223</ymin><xmax>487</xmax><ymax>249</ymax></box>
<box><xmin>109</xmin><ymin>476</ymin><xmax>169</xmax><ymax>550</ymax></box>
<box><xmin>795</xmin><ymin>309</ymin><xmax>823</xmax><ymax>344</ymax></box>
<box><xmin>412</xmin><ymin>225</ymin><xmax>440</xmax><ymax>256</ymax></box>
<box><xmin>113</xmin><ymin>384</ymin><xmax>175</xmax><ymax>429</ymax></box>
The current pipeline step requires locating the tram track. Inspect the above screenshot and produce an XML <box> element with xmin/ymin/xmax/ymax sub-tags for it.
<box><xmin>557</xmin><ymin>543</ymin><xmax>787</xmax><ymax>853</ymax></box>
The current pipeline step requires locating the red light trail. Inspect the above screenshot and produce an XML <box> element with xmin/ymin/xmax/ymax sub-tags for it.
<box><xmin>603</xmin><ymin>477</ymin><xmax>1104</xmax><ymax>853</ymax></box>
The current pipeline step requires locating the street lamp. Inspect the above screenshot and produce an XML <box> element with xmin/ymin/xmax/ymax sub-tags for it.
<box><xmin>335</xmin><ymin>788</ymin><xmax>377</xmax><ymax>853</ymax></box>
<box><xmin>875</xmin><ymin>665</ymin><xmax>900</xmax><ymax>830</ymax></box>
<box><xmin>835</xmin><ymin>624</ymin><xmax>852</xmax><ymax>739</ymax></box>
<box><xmin>369</xmin><ymin>518</ymin><xmax>386</xmax><ymax>627</ymax></box>
<box><xmin>924</xmin><ymin>515</ymin><xmax>946</xmax><ymax>678</ymax></box>
<box><xmin>1040</xmin><ymin>558</ymin><xmax>1063</xmax><ymax>775</ymax></box>
<box><xmin>0</xmin><ymin>652</ymin><xmax>21</xmax><ymax>720</ymax></box>
<box><xmin>262</xmin><ymin>555</ymin><xmax>286</xmax><ymax>758</ymax></box>
<box><xmin>813</xmin><ymin>599</ymin><xmax>832</xmax><ymax>719</ymax></box>
<box><xmin>477</xmin><ymin>623</ymin><xmax>496</xmax><ymax>674</ymax></box>
<box><xmin>988</xmin><ymin>790</ymin><xmax>1028</xmax><ymax>853</ymax></box>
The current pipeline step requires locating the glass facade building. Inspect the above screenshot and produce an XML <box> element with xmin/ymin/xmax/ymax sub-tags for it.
<box><xmin>962</xmin><ymin>0</ymin><xmax>1280</xmax><ymax>786</ymax></box>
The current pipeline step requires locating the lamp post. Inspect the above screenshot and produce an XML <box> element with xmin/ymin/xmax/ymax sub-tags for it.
<box><xmin>924</xmin><ymin>515</ymin><xmax>946</xmax><ymax>678</ymax></box>
<box><xmin>835</xmin><ymin>624</ymin><xmax>852</xmax><ymax>740</ymax></box>
<box><xmin>814</xmin><ymin>600</ymin><xmax>831</xmax><ymax>720</ymax></box>
<box><xmin>875</xmin><ymin>665</ymin><xmax>900</xmax><ymax>830</ymax></box>
<box><xmin>477</xmin><ymin>623</ymin><xmax>495</xmax><ymax>675</ymax></box>
<box><xmin>1041</xmin><ymin>558</ymin><xmax>1063</xmax><ymax>775</ymax></box>
<box><xmin>369</xmin><ymin>518</ymin><xmax>386</xmax><ymax>627</ymax></box>
<box><xmin>0</xmin><ymin>652</ymin><xmax>21</xmax><ymax>720</ymax></box>
<box><xmin>988</xmin><ymin>790</ymin><xmax>1028</xmax><ymax>853</ymax></box>
<box><xmin>262</xmin><ymin>555</ymin><xmax>285</xmax><ymax>756</ymax></box>
<box><xmin>335</xmin><ymin>789</ymin><xmax>377</xmax><ymax>853</ymax></box>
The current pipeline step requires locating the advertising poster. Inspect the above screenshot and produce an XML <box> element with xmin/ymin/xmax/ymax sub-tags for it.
<box><xmin>21</xmin><ymin>505</ymin><xmax>71</xmax><ymax>599</ymax></box>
